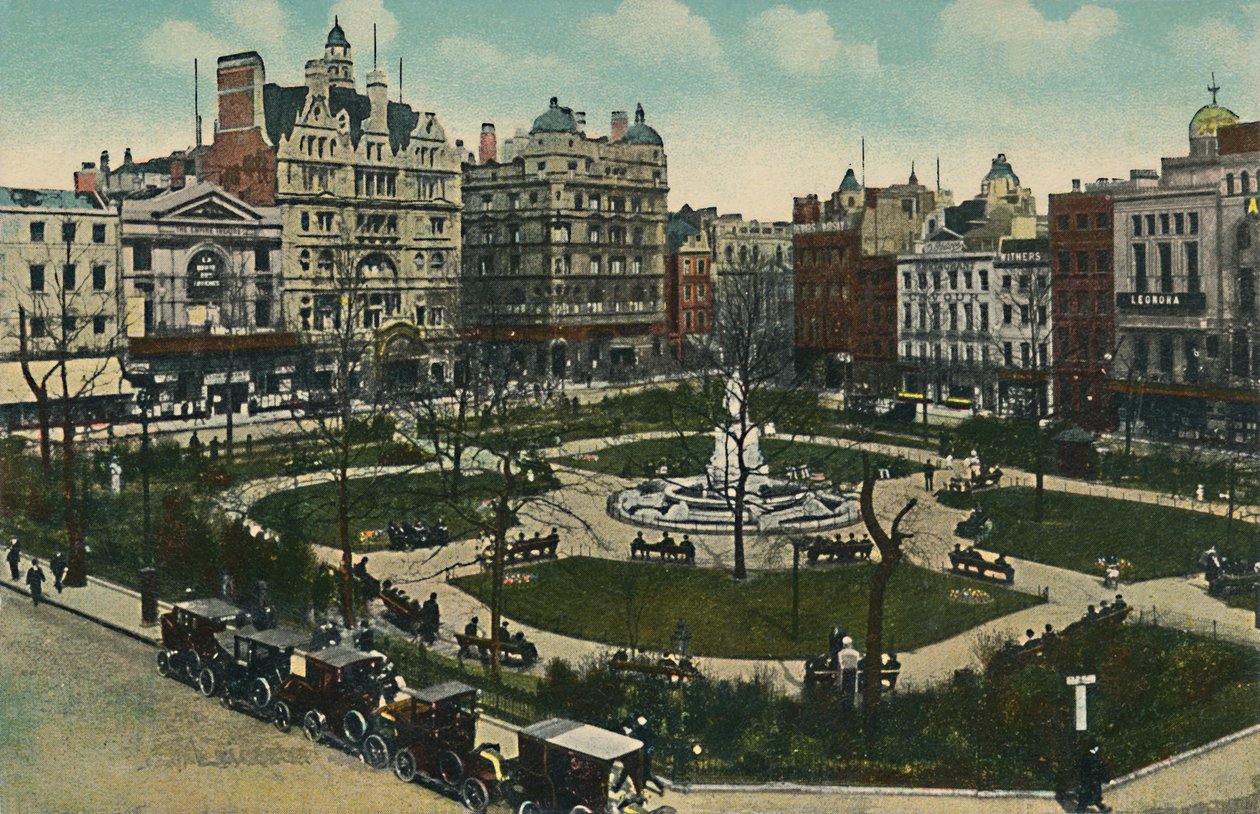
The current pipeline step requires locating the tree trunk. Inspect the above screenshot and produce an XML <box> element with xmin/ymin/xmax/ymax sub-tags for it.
<box><xmin>337</xmin><ymin>455</ymin><xmax>355</xmax><ymax>628</ymax></box>
<box><xmin>224</xmin><ymin>349</ymin><xmax>236</xmax><ymax>461</ymax></box>
<box><xmin>1035</xmin><ymin>458</ymin><xmax>1044</xmax><ymax>522</ymax></box>
<box><xmin>60</xmin><ymin>364</ymin><xmax>85</xmax><ymax>587</ymax></box>
<box><xmin>489</xmin><ymin>479</ymin><xmax>510</xmax><ymax>679</ymax></box>
<box><xmin>732</xmin><ymin>475</ymin><xmax>747</xmax><ymax>580</ymax></box>
<box><xmin>17</xmin><ymin>307</ymin><xmax>52</xmax><ymax>476</ymax></box>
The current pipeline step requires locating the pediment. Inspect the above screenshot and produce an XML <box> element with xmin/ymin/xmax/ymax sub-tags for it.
<box><xmin>155</xmin><ymin>190</ymin><xmax>261</xmax><ymax>223</ymax></box>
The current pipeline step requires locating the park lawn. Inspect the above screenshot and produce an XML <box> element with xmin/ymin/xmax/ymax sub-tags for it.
<box><xmin>939</xmin><ymin>487</ymin><xmax>1253</xmax><ymax>581</ymax></box>
<box><xmin>558</xmin><ymin>434</ymin><xmax>912</xmax><ymax>484</ymax></box>
<box><xmin>452</xmin><ymin>556</ymin><xmax>1043</xmax><ymax>659</ymax></box>
<box><xmin>248</xmin><ymin>470</ymin><xmax>553</xmax><ymax>550</ymax></box>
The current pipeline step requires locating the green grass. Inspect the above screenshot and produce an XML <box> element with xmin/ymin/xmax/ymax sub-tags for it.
<box><xmin>452</xmin><ymin>556</ymin><xmax>1042</xmax><ymax>659</ymax></box>
<box><xmin>558</xmin><ymin>434</ymin><xmax>913</xmax><ymax>484</ymax></box>
<box><xmin>248</xmin><ymin>469</ymin><xmax>556</xmax><ymax>550</ymax></box>
<box><xmin>937</xmin><ymin>487</ymin><xmax>1254</xmax><ymax>580</ymax></box>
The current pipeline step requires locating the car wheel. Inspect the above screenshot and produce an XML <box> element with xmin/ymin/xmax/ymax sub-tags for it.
<box><xmin>460</xmin><ymin>777</ymin><xmax>491</xmax><ymax>812</ymax></box>
<box><xmin>184</xmin><ymin>651</ymin><xmax>202</xmax><ymax>681</ymax></box>
<box><xmin>517</xmin><ymin>802</ymin><xmax>540</xmax><ymax>814</ymax></box>
<box><xmin>569</xmin><ymin>807</ymin><xmax>594</xmax><ymax>814</ymax></box>
<box><xmin>196</xmin><ymin>667</ymin><xmax>218</xmax><ymax>698</ymax></box>
<box><xmin>250</xmin><ymin>677</ymin><xmax>273</xmax><ymax>710</ymax></box>
<box><xmin>393</xmin><ymin>749</ymin><xmax>418</xmax><ymax>783</ymax></box>
<box><xmin>272</xmin><ymin>701</ymin><xmax>292</xmax><ymax>733</ymax></box>
<box><xmin>438</xmin><ymin>749</ymin><xmax>464</xmax><ymax>785</ymax></box>
<box><xmin>362</xmin><ymin>734</ymin><xmax>390</xmax><ymax>770</ymax></box>
<box><xmin>302</xmin><ymin>710</ymin><xmax>326</xmax><ymax>742</ymax></box>
<box><xmin>156</xmin><ymin>650</ymin><xmax>172</xmax><ymax>677</ymax></box>
<box><xmin>342</xmin><ymin>709</ymin><xmax>367</xmax><ymax>743</ymax></box>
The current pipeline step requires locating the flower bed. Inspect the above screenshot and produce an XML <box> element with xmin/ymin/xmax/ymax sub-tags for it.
<box><xmin>949</xmin><ymin>587</ymin><xmax>992</xmax><ymax>604</ymax></box>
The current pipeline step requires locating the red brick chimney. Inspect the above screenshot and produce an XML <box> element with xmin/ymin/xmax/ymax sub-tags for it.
<box><xmin>169</xmin><ymin>156</ymin><xmax>186</xmax><ymax>190</ymax></box>
<box><xmin>74</xmin><ymin>162</ymin><xmax>98</xmax><ymax>194</ymax></box>
<box><xmin>793</xmin><ymin>194</ymin><xmax>820</xmax><ymax>225</ymax></box>
<box><xmin>479</xmin><ymin>123</ymin><xmax>496</xmax><ymax>164</ymax></box>
<box><xmin>611</xmin><ymin>110</ymin><xmax>628</xmax><ymax>141</ymax></box>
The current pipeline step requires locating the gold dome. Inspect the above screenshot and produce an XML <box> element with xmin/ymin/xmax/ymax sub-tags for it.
<box><xmin>1190</xmin><ymin>103</ymin><xmax>1239</xmax><ymax>138</ymax></box>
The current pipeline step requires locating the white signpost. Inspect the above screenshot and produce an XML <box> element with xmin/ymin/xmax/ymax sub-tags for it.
<box><xmin>1067</xmin><ymin>674</ymin><xmax>1097</xmax><ymax>731</ymax></box>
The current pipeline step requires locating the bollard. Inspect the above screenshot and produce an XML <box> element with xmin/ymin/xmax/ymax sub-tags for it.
<box><xmin>140</xmin><ymin>566</ymin><xmax>158</xmax><ymax>626</ymax></box>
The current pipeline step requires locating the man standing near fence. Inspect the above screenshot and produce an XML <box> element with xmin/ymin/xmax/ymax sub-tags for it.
<box><xmin>837</xmin><ymin>636</ymin><xmax>860</xmax><ymax>709</ymax></box>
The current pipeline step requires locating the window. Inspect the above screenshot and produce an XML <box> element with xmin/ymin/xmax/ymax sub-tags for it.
<box><xmin>1174</xmin><ymin>213</ymin><xmax>1184</xmax><ymax>235</ymax></box>
<box><xmin>903</xmin><ymin>303</ymin><xmax>912</xmax><ymax>329</ymax></box>
<box><xmin>1227</xmin><ymin>174</ymin><xmax>1236</xmax><ymax>195</ymax></box>
<box><xmin>1159</xmin><ymin>213</ymin><xmax>1170</xmax><ymax>235</ymax></box>
<box><xmin>1189</xmin><ymin>212</ymin><xmax>1199</xmax><ymax>234</ymax></box>
<box><xmin>1057</xmin><ymin>215</ymin><xmax>1070</xmax><ymax>230</ymax></box>
<box><xmin>92</xmin><ymin>223</ymin><xmax>106</xmax><ymax>243</ymax></box>
<box><xmin>1001</xmin><ymin>274</ymin><xmax>1012</xmax><ymax>290</ymax></box>
<box><xmin>1185</xmin><ymin>336</ymin><xmax>1200</xmax><ymax>381</ymax></box>
<box><xmin>1058</xmin><ymin>252</ymin><xmax>1071</xmax><ymax>275</ymax></box>
<box><xmin>92</xmin><ymin>265</ymin><xmax>106</xmax><ymax>290</ymax></box>
<box><xmin>29</xmin><ymin>264</ymin><xmax>44</xmax><ymax>292</ymax></box>
<box><xmin>1019</xmin><ymin>304</ymin><xmax>1030</xmax><ymax>325</ymax></box>
<box><xmin>1158</xmin><ymin>242</ymin><xmax>1172</xmax><ymax>292</ymax></box>
<box><xmin>1245</xmin><ymin>172</ymin><xmax>1252</xmax><ymax>194</ymax></box>
<box><xmin>30</xmin><ymin>317</ymin><xmax>46</xmax><ymax>338</ymax></box>
<box><xmin>1159</xmin><ymin>334</ymin><xmax>1174</xmax><ymax>374</ymax></box>
<box><xmin>1076</xmin><ymin>252</ymin><xmax>1090</xmax><ymax>275</ymax></box>
<box><xmin>301</xmin><ymin>211</ymin><xmax>310</xmax><ymax>231</ymax></box>
<box><xmin>1186</xmin><ymin>242</ymin><xmax>1200</xmax><ymax>293</ymax></box>
<box><xmin>316</xmin><ymin>212</ymin><xmax>334</xmax><ymax>231</ymax></box>
<box><xmin>964</xmin><ymin>303</ymin><xmax>973</xmax><ymax>330</ymax></box>
<box><xmin>1002</xmin><ymin>304</ymin><xmax>1013</xmax><ymax>325</ymax></box>
<box><xmin>1096</xmin><ymin>213</ymin><xmax>1110</xmax><ymax>228</ymax></box>
<box><xmin>1038</xmin><ymin>306</ymin><xmax>1047</xmax><ymax>325</ymax></box>
<box><xmin>1020</xmin><ymin>342</ymin><xmax>1031</xmax><ymax>367</ymax></box>
<box><xmin>62</xmin><ymin>316</ymin><xmax>77</xmax><ymax>334</ymax></box>
<box><xmin>62</xmin><ymin>222</ymin><xmax>77</xmax><ymax>242</ymax></box>
<box><xmin>1133</xmin><ymin>244</ymin><xmax>1147</xmax><ymax>292</ymax></box>
<box><xmin>29</xmin><ymin>221</ymin><xmax>44</xmax><ymax>242</ymax></box>
<box><xmin>93</xmin><ymin>315</ymin><xmax>107</xmax><ymax>335</ymax></box>
<box><xmin>1076</xmin><ymin>214</ymin><xmax>1089</xmax><ymax>229</ymax></box>
<box><xmin>590</xmin><ymin>257</ymin><xmax>601</xmax><ymax>275</ymax></box>
<box><xmin>1003</xmin><ymin>342</ymin><xmax>1013</xmax><ymax>366</ymax></box>
<box><xmin>980</xmin><ymin>304</ymin><xmax>989</xmax><ymax>331</ymax></box>
<box><xmin>588</xmin><ymin>195</ymin><xmax>600</xmax><ymax>211</ymax></box>
<box><xmin>979</xmin><ymin>270</ymin><xmax>989</xmax><ymax>290</ymax></box>
<box><xmin>63</xmin><ymin>264</ymin><xmax>76</xmax><ymax>289</ymax></box>
<box><xmin>1131</xmin><ymin>215</ymin><xmax>1142</xmax><ymax>236</ymax></box>
<box><xmin>948</xmin><ymin>270</ymin><xmax>958</xmax><ymax>290</ymax></box>
<box><xmin>430</xmin><ymin>217</ymin><xmax>445</xmax><ymax>235</ymax></box>
<box><xmin>948</xmin><ymin>303</ymin><xmax>957</xmax><ymax>331</ymax></box>
<box><xmin>255</xmin><ymin>248</ymin><xmax>270</xmax><ymax>272</ymax></box>
<box><xmin>1145</xmin><ymin>214</ymin><xmax>1156</xmax><ymax>235</ymax></box>
<box><xmin>589</xmin><ymin>226</ymin><xmax>600</xmax><ymax>244</ymax></box>
<box><xmin>963</xmin><ymin>270</ymin><xmax>973</xmax><ymax>289</ymax></box>
<box><xmin>1095</xmin><ymin>251</ymin><xmax>1110</xmax><ymax>275</ymax></box>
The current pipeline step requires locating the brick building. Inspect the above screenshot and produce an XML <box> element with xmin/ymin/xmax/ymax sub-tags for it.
<box><xmin>664</xmin><ymin>212</ymin><xmax>712</xmax><ymax>362</ymax></box>
<box><xmin>461</xmin><ymin>99</ymin><xmax>669</xmax><ymax>382</ymax></box>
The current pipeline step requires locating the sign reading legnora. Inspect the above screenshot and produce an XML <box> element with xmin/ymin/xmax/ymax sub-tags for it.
<box><xmin>1116</xmin><ymin>291</ymin><xmax>1206</xmax><ymax>312</ymax></box>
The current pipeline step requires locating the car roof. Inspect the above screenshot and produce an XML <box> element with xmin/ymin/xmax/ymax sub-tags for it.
<box><xmin>413</xmin><ymin>680</ymin><xmax>477</xmax><ymax>704</ymax></box>
<box><xmin>520</xmin><ymin>718</ymin><xmax>642</xmax><ymax>761</ymax></box>
<box><xmin>306</xmin><ymin>645</ymin><xmax>379</xmax><ymax>669</ymax></box>
<box><xmin>175</xmin><ymin>598</ymin><xmax>244</xmax><ymax>620</ymax></box>
<box><xmin>237</xmin><ymin>626</ymin><xmax>308</xmax><ymax>650</ymax></box>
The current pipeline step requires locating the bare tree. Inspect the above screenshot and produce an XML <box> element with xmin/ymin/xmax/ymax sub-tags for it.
<box><xmin>858</xmin><ymin>452</ymin><xmax>917</xmax><ymax>741</ymax></box>
<box><xmin>14</xmin><ymin>216</ymin><xmax>121</xmax><ymax>586</ymax></box>
<box><xmin>990</xmin><ymin>269</ymin><xmax>1053</xmax><ymax>418</ymax></box>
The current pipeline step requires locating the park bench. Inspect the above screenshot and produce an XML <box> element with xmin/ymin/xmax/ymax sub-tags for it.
<box><xmin>1001</xmin><ymin>604</ymin><xmax>1132</xmax><ymax>666</ymax></box>
<box><xmin>378</xmin><ymin>581</ymin><xmax>426</xmax><ymax>637</ymax></box>
<box><xmin>609</xmin><ymin>652</ymin><xmax>699</xmax><ymax>681</ymax></box>
<box><xmin>806</xmin><ymin>535</ymin><xmax>873</xmax><ymax>565</ymax></box>
<box><xmin>802</xmin><ymin>654</ymin><xmax>901</xmax><ymax>691</ymax></box>
<box><xmin>948</xmin><ymin>547</ymin><xmax>1014</xmax><ymax>583</ymax></box>
<box><xmin>628</xmin><ymin>534</ymin><xmax>696</xmax><ymax>564</ymax></box>
<box><xmin>454</xmin><ymin>633</ymin><xmax>539</xmax><ymax>667</ymax></box>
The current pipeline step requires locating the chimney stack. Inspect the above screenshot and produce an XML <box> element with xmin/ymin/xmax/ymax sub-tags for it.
<box><xmin>575</xmin><ymin>111</ymin><xmax>586</xmax><ymax>131</ymax></box>
<box><xmin>611</xmin><ymin>111</ymin><xmax>628</xmax><ymax>141</ymax></box>
<box><xmin>100</xmin><ymin>150</ymin><xmax>110</xmax><ymax>176</ymax></box>
<box><xmin>74</xmin><ymin>163</ymin><xmax>98</xmax><ymax>195</ymax></box>
<box><xmin>124</xmin><ymin>147</ymin><xmax>133</xmax><ymax>165</ymax></box>
<box><xmin>170</xmin><ymin>155</ymin><xmax>186</xmax><ymax>190</ymax></box>
<box><xmin>479</xmin><ymin>123</ymin><xmax>497</xmax><ymax>164</ymax></box>
<box><xmin>1071</xmin><ymin>179</ymin><xmax>1081</xmax><ymax>192</ymax></box>
<box><xmin>366</xmin><ymin>67</ymin><xmax>389</xmax><ymax>132</ymax></box>
<box><xmin>215</xmin><ymin>52</ymin><xmax>268</xmax><ymax>133</ymax></box>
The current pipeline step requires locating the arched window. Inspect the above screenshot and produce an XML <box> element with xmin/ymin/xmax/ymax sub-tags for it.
<box><xmin>725</xmin><ymin>245</ymin><xmax>734</xmax><ymax>262</ymax></box>
<box><xmin>186</xmin><ymin>249</ymin><xmax>225</xmax><ymax>302</ymax></box>
<box><xmin>413</xmin><ymin>252</ymin><xmax>425</xmax><ymax>271</ymax></box>
<box><xmin>316</xmin><ymin>250</ymin><xmax>333</xmax><ymax>276</ymax></box>
<box><xmin>739</xmin><ymin>246</ymin><xmax>748</xmax><ymax>261</ymax></box>
<box><xmin>1244</xmin><ymin>171</ymin><xmax>1252</xmax><ymax>194</ymax></box>
<box><xmin>357</xmin><ymin>253</ymin><xmax>398</xmax><ymax>278</ymax></box>
<box><xmin>299</xmin><ymin>249</ymin><xmax>311</xmax><ymax>271</ymax></box>
<box><xmin>431</xmin><ymin>252</ymin><xmax>445</xmax><ymax>270</ymax></box>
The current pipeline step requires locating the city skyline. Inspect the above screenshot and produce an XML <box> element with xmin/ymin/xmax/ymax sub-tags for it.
<box><xmin>0</xmin><ymin>0</ymin><xmax>1257</xmax><ymax>219</ymax></box>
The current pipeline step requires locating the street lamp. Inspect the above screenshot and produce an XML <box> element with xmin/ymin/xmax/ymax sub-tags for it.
<box><xmin>671</xmin><ymin>618</ymin><xmax>692</xmax><ymax>658</ymax></box>
<box><xmin>137</xmin><ymin>387</ymin><xmax>154</xmax><ymax>563</ymax></box>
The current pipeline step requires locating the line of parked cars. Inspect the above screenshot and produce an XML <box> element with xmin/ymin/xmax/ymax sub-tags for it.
<box><xmin>157</xmin><ymin>597</ymin><xmax>675</xmax><ymax>813</ymax></box>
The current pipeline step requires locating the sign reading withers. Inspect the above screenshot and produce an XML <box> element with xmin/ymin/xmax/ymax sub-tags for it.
<box><xmin>1116</xmin><ymin>291</ymin><xmax>1206</xmax><ymax>312</ymax></box>
<box><xmin>187</xmin><ymin>250</ymin><xmax>224</xmax><ymax>301</ymax></box>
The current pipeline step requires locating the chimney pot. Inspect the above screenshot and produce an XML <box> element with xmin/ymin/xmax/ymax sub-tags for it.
<box><xmin>1071</xmin><ymin>179</ymin><xmax>1081</xmax><ymax>191</ymax></box>
<box><xmin>611</xmin><ymin>111</ymin><xmax>628</xmax><ymax>141</ymax></box>
<box><xmin>479</xmin><ymin>123</ymin><xmax>497</xmax><ymax>164</ymax></box>
<box><xmin>124</xmin><ymin>147</ymin><xmax>133</xmax><ymax>164</ymax></box>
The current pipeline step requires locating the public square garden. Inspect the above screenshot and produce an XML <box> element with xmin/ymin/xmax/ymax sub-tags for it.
<box><xmin>2</xmin><ymin>384</ymin><xmax>1259</xmax><ymax>793</ymax></box>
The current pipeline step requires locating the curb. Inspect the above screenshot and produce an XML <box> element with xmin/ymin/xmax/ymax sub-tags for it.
<box><xmin>0</xmin><ymin>577</ymin><xmax>161</xmax><ymax>648</ymax></box>
<box><xmin>666</xmin><ymin>780</ymin><xmax>1055</xmax><ymax>800</ymax></box>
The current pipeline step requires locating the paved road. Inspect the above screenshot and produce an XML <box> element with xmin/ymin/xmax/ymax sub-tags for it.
<box><xmin>0</xmin><ymin>592</ymin><xmax>465</xmax><ymax>813</ymax></box>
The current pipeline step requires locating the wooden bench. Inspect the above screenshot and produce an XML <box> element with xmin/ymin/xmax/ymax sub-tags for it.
<box><xmin>949</xmin><ymin>549</ymin><xmax>1014</xmax><ymax>583</ymax></box>
<box><xmin>378</xmin><ymin>582</ymin><xmax>426</xmax><ymax>636</ymax></box>
<box><xmin>806</xmin><ymin>536</ymin><xmax>873</xmax><ymax>565</ymax></box>
<box><xmin>629</xmin><ymin>536</ymin><xmax>696</xmax><ymax>564</ymax></box>
<box><xmin>478</xmin><ymin>533</ymin><xmax>561</xmax><ymax>570</ymax></box>
<box><xmin>454</xmin><ymin>633</ymin><xmax>539</xmax><ymax>667</ymax></box>
<box><xmin>802</xmin><ymin>655</ymin><xmax>900</xmax><ymax>691</ymax></box>
<box><xmin>610</xmin><ymin>654</ymin><xmax>699</xmax><ymax>681</ymax></box>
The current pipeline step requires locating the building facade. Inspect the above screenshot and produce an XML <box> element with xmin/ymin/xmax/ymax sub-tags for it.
<box><xmin>461</xmin><ymin>99</ymin><xmax>669</xmax><ymax>382</ymax></box>
<box><xmin>664</xmin><ymin>212</ymin><xmax>712</xmax><ymax>362</ymax></box>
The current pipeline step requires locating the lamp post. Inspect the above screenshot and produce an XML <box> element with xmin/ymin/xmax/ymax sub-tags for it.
<box><xmin>670</xmin><ymin>618</ymin><xmax>691</xmax><ymax>658</ymax></box>
<box><xmin>137</xmin><ymin>386</ymin><xmax>158</xmax><ymax>626</ymax></box>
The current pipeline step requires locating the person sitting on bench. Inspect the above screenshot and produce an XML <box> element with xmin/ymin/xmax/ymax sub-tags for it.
<box><xmin>459</xmin><ymin>617</ymin><xmax>480</xmax><ymax>657</ymax></box>
<box><xmin>513</xmin><ymin>631</ymin><xmax>538</xmax><ymax>662</ymax></box>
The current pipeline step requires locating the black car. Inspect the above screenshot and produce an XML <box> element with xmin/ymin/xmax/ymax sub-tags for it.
<box><xmin>205</xmin><ymin>626</ymin><xmax>310</xmax><ymax>714</ymax></box>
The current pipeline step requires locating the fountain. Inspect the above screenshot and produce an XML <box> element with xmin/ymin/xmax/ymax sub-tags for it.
<box><xmin>608</xmin><ymin>378</ymin><xmax>861</xmax><ymax>534</ymax></box>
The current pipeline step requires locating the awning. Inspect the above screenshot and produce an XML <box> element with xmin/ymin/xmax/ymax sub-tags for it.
<box><xmin>0</xmin><ymin>356</ymin><xmax>134</xmax><ymax>405</ymax></box>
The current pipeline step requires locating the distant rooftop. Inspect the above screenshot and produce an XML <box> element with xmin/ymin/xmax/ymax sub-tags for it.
<box><xmin>0</xmin><ymin>187</ymin><xmax>106</xmax><ymax>210</ymax></box>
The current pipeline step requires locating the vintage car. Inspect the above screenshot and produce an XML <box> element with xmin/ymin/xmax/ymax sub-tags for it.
<box><xmin>202</xmin><ymin>625</ymin><xmax>310</xmax><ymax>713</ymax></box>
<box><xmin>271</xmin><ymin>645</ymin><xmax>395</xmax><ymax>745</ymax></box>
<box><xmin>359</xmin><ymin>680</ymin><xmax>480</xmax><ymax>785</ymax></box>
<box><xmin>500</xmin><ymin>718</ymin><xmax>676</xmax><ymax>814</ymax></box>
<box><xmin>157</xmin><ymin>598</ymin><xmax>249</xmax><ymax>685</ymax></box>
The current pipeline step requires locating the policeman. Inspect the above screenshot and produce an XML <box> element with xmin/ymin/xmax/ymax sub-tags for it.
<box><xmin>26</xmin><ymin>559</ymin><xmax>46</xmax><ymax>607</ymax></box>
<box><xmin>50</xmin><ymin>550</ymin><xmax>67</xmax><ymax>593</ymax></box>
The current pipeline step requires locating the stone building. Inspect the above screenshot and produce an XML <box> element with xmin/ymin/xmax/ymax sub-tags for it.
<box><xmin>461</xmin><ymin>99</ymin><xmax>669</xmax><ymax>382</ymax></box>
<box><xmin>119</xmin><ymin>181</ymin><xmax>297</xmax><ymax>418</ymax></box>
<box><xmin>202</xmin><ymin>20</ymin><xmax>463</xmax><ymax>388</ymax></box>
<box><xmin>664</xmin><ymin>212</ymin><xmax>712</xmax><ymax>363</ymax></box>
<box><xmin>0</xmin><ymin>187</ymin><xmax>132</xmax><ymax>427</ymax></box>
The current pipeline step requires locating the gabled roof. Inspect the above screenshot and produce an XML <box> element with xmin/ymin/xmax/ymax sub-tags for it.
<box><xmin>0</xmin><ymin>187</ymin><xmax>106</xmax><ymax>210</ymax></box>
<box><xmin>122</xmin><ymin>180</ymin><xmax>279</xmax><ymax>224</ymax></box>
<box><xmin>263</xmin><ymin>84</ymin><xmax>421</xmax><ymax>154</ymax></box>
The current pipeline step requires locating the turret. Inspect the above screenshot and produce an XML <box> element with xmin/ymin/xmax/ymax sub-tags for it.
<box><xmin>365</xmin><ymin>67</ymin><xmax>389</xmax><ymax>133</ymax></box>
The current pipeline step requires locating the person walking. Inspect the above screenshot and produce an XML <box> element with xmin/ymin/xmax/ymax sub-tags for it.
<box><xmin>923</xmin><ymin>459</ymin><xmax>936</xmax><ymax>491</ymax></box>
<box><xmin>25</xmin><ymin>559</ymin><xmax>46</xmax><ymax>607</ymax></box>
<box><xmin>50</xmin><ymin>550</ymin><xmax>67</xmax><ymax>593</ymax></box>
<box><xmin>1077</xmin><ymin>742</ymin><xmax>1111</xmax><ymax>812</ymax></box>
<box><xmin>6</xmin><ymin>537</ymin><xmax>21</xmax><ymax>580</ymax></box>
<box><xmin>837</xmin><ymin>636</ymin><xmax>861</xmax><ymax>708</ymax></box>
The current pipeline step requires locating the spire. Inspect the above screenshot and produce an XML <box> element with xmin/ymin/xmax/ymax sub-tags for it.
<box><xmin>635</xmin><ymin>102</ymin><xmax>645</xmax><ymax>124</ymax></box>
<box><xmin>1209</xmin><ymin>71</ymin><xmax>1220</xmax><ymax>105</ymax></box>
<box><xmin>909</xmin><ymin>161</ymin><xmax>918</xmax><ymax>186</ymax></box>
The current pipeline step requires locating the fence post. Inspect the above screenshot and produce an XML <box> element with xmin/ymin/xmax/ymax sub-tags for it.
<box><xmin>1213</xmin><ymin>619</ymin><xmax>1217</xmax><ymax>640</ymax></box>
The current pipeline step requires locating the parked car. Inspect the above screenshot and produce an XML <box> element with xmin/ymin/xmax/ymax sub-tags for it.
<box><xmin>205</xmin><ymin>625</ymin><xmax>310</xmax><ymax>713</ymax></box>
<box><xmin>361</xmin><ymin>681</ymin><xmax>481</xmax><ymax>792</ymax></box>
<box><xmin>157</xmin><ymin>598</ymin><xmax>249</xmax><ymax>686</ymax></box>
<box><xmin>271</xmin><ymin>645</ymin><xmax>395</xmax><ymax>747</ymax></box>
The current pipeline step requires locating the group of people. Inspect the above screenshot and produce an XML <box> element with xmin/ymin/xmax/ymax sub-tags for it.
<box><xmin>824</xmin><ymin>623</ymin><xmax>901</xmax><ymax>704</ymax></box>
<box><xmin>629</xmin><ymin>531</ymin><xmax>697</xmax><ymax>562</ymax></box>
<box><xmin>460</xmin><ymin>616</ymin><xmax>536</xmax><ymax>662</ymax></box>
<box><xmin>6</xmin><ymin>538</ymin><xmax>68</xmax><ymax>607</ymax></box>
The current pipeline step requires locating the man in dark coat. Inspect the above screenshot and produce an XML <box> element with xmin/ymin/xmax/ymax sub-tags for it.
<box><xmin>50</xmin><ymin>551</ymin><xmax>67</xmax><ymax>593</ymax></box>
<box><xmin>1077</xmin><ymin>743</ymin><xmax>1111</xmax><ymax>812</ymax></box>
<box><xmin>6</xmin><ymin>538</ymin><xmax>21</xmax><ymax>580</ymax></box>
<box><xmin>923</xmin><ymin>459</ymin><xmax>936</xmax><ymax>491</ymax></box>
<box><xmin>26</xmin><ymin>559</ymin><xmax>46</xmax><ymax>606</ymax></box>
<box><xmin>420</xmin><ymin>592</ymin><xmax>440</xmax><ymax>644</ymax></box>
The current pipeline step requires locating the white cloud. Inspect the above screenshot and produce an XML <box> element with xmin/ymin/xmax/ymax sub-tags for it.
<box><xmin>937</xmin><ymin>0</ymin><xmax>1120</xmax><ymax>76</ymax></box>
<box><xmin>744</xmin><ymin>6</ymin><xmax>879</xmax><ymax>78</ymax></box>
<box><xmin>328</xmin><ymin>0</ymin><xmax>399</xmax><ymax>56</ymax></box>
<box><xmin>141</xmin><ymin>20</ymin><xmax>231</xmax><ymax>71</ymax></box>
<box><xmin>212</xmin><ymin>0</ymin><xmax>288</xmax><ymax>47</ymax></box>
<box><xmin>582</xmin><ymin>0</ymin><xmax>723</xmax><ymax>73</ymax></box>
<box><xmin>1169</xmin><ymin>7</ymin><xmax>1260</xmax><ymax>94</ymax></box>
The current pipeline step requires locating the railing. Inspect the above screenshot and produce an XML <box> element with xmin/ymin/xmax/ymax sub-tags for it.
<box><xmin>1128</xmin><ymin>604</ymin><xmax>1260</xmax><ymax>648</ymax></box>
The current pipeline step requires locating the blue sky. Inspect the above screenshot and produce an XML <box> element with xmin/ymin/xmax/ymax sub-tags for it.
<box><xmin>0</xmin><ymin>0</ymin><xmax>1256</xmax><ymax>220</ymax></box>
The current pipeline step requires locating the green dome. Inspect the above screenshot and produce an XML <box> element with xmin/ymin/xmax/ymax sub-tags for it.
<box><xmin>1189</xmin><ymin>103</ymin><xmax>1239</xmax><ymax>138</ymax></box>
<box><xmin>984</xmin><ymin>153</ymin><xmax>1019</xmax><ymax>186</ymax></box>
<box><xmin>326</xmin><ymin>16</ymin><xmax>349</xmax><ymax>49</ymax></box>
<box><xmin>531</xmin><ymin>97</ymin><xmax>578</xmax><ymax>134</ymax></box>
<box><xmin>838</xmin><ymin>167</ymin><xmax>861</xmax><ymax>192</ymax></box>
<box><xmin>620</xmin><ymin>103</ymin><xmax>663</xmax><ymax>146</ymax></box>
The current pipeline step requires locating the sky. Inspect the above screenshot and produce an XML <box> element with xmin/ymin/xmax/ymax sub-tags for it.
<box><xmin>0</xmin><ymin>0</ymin><xmax>1257</xmax><ymax>221</ymax></box>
